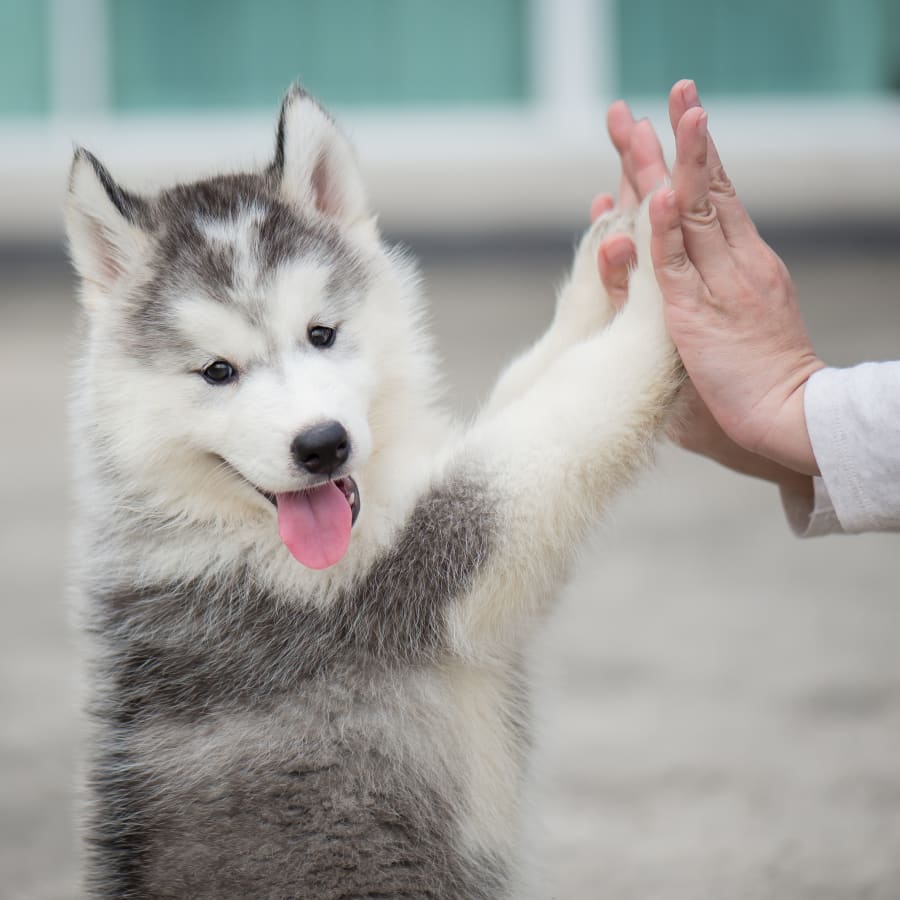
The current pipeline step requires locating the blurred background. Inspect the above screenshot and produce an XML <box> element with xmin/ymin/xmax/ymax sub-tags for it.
<box><xmin>2</xmin><ymin>1</ymin><xmax>899</xmax><ymax>897</ymax></box>
<box><xmin>3</xmin><ymin>0</ymin><xmax>900</xmax><ymax>238</ymax></box>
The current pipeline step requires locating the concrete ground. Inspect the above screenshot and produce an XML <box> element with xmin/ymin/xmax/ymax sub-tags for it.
<box><xmin>1</xmin><ymin>235</ymin><xmax>898</xmax><ymax>899</ymax></box>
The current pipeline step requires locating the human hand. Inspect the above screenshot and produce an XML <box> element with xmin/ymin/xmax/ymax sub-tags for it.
<box><xmin>651</xmin><ymin>83</ymin><xmax>825</xmax><ymax>475</ymax></box>
<box><xmin>594</xmin><ymin>81</ymin><xmax>824</xmax><ymax>477</ymax></box>
<box><xmin>592</xmin><ymin>95</ymin><xmax>760</xmax><ymax>481</ymax></box>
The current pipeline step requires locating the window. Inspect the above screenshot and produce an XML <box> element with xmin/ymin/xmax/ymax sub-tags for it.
<box><xmin>614</xmin><ymin>0</ymin><xmax>900</xmax><ymax>97</ymax></box>
<box><xmin>109</xmin><ymin>0</ymin><xmax>529</xmax><ymax>110</ymax></box>
<box><xmin>0</xmin><ymin>0</ymin><xmax>49</xmax><ymax>115</ymax></box>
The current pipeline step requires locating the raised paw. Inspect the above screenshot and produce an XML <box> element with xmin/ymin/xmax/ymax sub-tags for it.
<box><xmin>616</xmin><ymin>196</ymin><xmax>676</xmax><ymax>349</ymax></box>
<box><xmin>556</xmin><ymin>207</ymin><xmax>637</xmax><ymax>341</ymax></box>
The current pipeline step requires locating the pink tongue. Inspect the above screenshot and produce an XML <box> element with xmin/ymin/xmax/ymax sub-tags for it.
<box><xmin>276</xmin><ymin>482</ymin><xmax>352</xmax><ymax>569</ymax></box>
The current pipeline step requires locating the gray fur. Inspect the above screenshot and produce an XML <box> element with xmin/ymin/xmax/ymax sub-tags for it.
<box><xmin>151</xmin><ymin>173</ymin><xmax>368</xmax><ymax>294</ymax></box>
<box><xmin>122</xmin><ymin>173</ymin><xmax>370</xmax><ymax>363</ymax></box>
<box><xmin>93</xmin><ymin>474</ymin><xmax>496</xmax><ymax>716</ymax></box>
<box><xmin>84</xmin><ymin>474</ymin><xmax>506</xmax><ymax>898</ymax></box>
<box><xmin>90</xmin><ymin>723</ymin><xmax>509</xmax><ymax>899</ymax></box>
<box><xmin>69</xmin><ymin>85</ymin><xmax>591</xmax><ymax>900</ymax></box>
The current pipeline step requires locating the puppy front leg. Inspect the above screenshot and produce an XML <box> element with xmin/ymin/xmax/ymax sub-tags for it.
<box><xmin>478</xmin><ymin>209</ymin><xmax>634</xmax><ymax>419</ymax></box>
<box><xmin>448</xmin><ymin>202</ymin><xmax>681</xmax><ymax>650</ymax></box>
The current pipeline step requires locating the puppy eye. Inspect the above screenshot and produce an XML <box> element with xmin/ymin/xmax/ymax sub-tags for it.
<box><xmin>201</xmin><ymin>360</ymin><xmax>237</xmax><ymax>385</ymax></box>
<box><xmin>308</xmin><ymin>325</ymin><xmax>336</xmax><ymax>348</ymax></box>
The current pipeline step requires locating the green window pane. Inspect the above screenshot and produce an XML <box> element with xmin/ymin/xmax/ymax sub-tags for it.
<box><xmin>0</xmin><ymin>0</ymin><xmax>49</xmax><ymax>115</ymax></box>
<box><xmin>886</xmin><ymin>2</ymin><xmax>900</xmax><ymax>92</ymax></box>
<box><xmin>614</xmin><ymin>0</ymin><xmax>896</xmax><ymax>97</ymax></box>
<box><xmin>110</xmin><ymin>0</ymin><xmax>529</xmax><ymax>111</ymax></box>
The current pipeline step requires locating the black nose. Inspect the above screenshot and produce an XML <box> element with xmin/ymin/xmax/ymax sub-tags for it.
<box><xmin>291</xmin><ymin>421</ymin><xmax>351</xmax><ymax>476</ymax></box>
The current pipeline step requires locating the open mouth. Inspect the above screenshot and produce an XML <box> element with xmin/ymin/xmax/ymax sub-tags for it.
<box><xmin>272</xmin><ymin>476</ymin><xmax>360</xmax><ymax>526</ymax></box>
<box><xmin>274</xmin><ymin>476</ymin><xmax>360</xmax><ymax>570</ymax></box>
<box><xmin>335</xmin><ymin>476</ymin><xmax>360</xmax><ymax>525</ymax></box>
<box><xmin>213</xmin><ymin>455</ymin><xmax>360</xmax><ymax>569</ymax></box>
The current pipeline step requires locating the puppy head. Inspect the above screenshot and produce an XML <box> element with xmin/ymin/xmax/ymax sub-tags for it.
<box><xmin>66</xmin><ymin>88</ymin><xmax>423</xmax><ymax>569</ymax></box>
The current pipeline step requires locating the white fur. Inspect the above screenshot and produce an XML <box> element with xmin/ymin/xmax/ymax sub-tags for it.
<box><xmin>279</xmin><ymin>92</ymin><xmax>369</xmax><ymax>226</ymax></box>
<box><xmin>65</xmin><ymin>154</ymin><xmax>151</xmax><ymax>303</ymax></box>
<box><xmin>67</xmin><ymin>94</ymin><xmax>680</xmax><ymax>895</ymax></box>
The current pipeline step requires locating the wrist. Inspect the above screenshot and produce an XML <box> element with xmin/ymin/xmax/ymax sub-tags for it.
<box><xmin>755</xmin><ymin>364</ymin><xmax>825</xmax><ymax>476</ymax></box>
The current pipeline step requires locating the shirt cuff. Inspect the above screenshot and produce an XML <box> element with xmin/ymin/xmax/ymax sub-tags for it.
<box><xmin>780</xmin><ymin>476</ymin><xmax>843</xmax><ymax>537</ymax></box>
<box><xmin>804</xmin><ymin>363</ymin><xmax>900</xmax><ymax>533</ymax></box>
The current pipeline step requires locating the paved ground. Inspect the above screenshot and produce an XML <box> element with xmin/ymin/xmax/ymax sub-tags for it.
<box><xmin>1</xmin><ymin>236</ymin><xmax>898</xmax><ymax>898</ymax></box>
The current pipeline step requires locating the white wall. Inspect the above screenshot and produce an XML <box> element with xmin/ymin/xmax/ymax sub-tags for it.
<box><xmin>4</xmin><ymin>97</ymin><xmax>900</xmax><ymax>243</ymax></box>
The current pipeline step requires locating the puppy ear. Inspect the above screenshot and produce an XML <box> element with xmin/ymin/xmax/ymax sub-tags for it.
<box><xmin>65</xmin><ymin>148</ymin><xmax>152</xmax><ymax>298</ymax></box>
<box><xmin>272</xmin><ymin>86</ymin><xmax>368</xmax><ymax>226</ymax></box>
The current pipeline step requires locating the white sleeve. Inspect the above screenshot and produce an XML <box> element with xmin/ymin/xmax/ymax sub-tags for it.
<box><xmin>780</xmin><ymin>476</ymin><xmax>842</xmax><ymax>537</ymax></box>
<box><xmin>795</xmin><ymin>362</ymin><xmax>900</xmax><ymax>534</ymax></box>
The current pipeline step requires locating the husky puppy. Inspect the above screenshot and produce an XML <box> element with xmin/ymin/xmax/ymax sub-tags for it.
<box><xmin>66</xmin><ymin>86</ymin><xmax>680</xmax><ymax>898</ymax></box>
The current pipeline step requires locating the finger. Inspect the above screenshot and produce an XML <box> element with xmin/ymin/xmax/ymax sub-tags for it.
<box><xmin>628</xmin><ymin>118</ymin><xmax>669</xmax><ymax>199</ymax></box>
<box><xmin>606</xmin><ymin>100</ymin><xmax>639</xmax><ymax>208</ymax></box>
<box><xmin>668</xmin><ymin>78</ymin><xmax>701</xmax><ymax>133</ymax></box>
<box><xmin>668</xmin><ymin>80</ymin><xmax>757</xmax><ymax>244</ymax></box>
<box><xmin>618</xmin><ymin>173</ymin><xmax>639</xmax><ymax>209</ymax></box>
<box><xmin>671</xmin><ymin>107</ymin><xmax>734</xmax><ymax>275</ymax></box>
<box><xmin>597</xmin><ymin>234</ymin><xmax>636</xmax><ymax>310</ymax></box>
<box><xmin>606</xmin><ymin>99</ymin><xmax>635</xmax><ymax>157</ymax></box>
<box><xmin>590</xmin><ymin>193</ymin><xmax>615</xmax><ymax>223</ymax></box>
<box><xmin>649</xmin><ymin>187</ymin><xmax>709</xmax><ymax>310</ymax></box>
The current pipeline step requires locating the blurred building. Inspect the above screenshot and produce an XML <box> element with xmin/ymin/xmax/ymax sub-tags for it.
<box><xmin>1</xmin><ymin>0</ymin><xmax>899</xmax><ymax>242</ymax></box>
